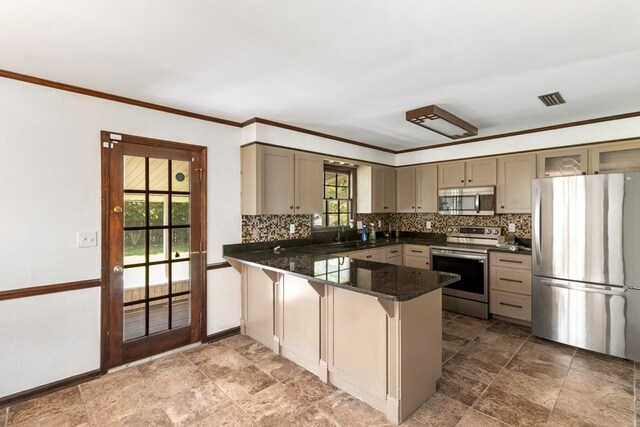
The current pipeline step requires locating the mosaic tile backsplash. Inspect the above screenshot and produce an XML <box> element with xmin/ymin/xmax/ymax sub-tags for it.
<box><xmin>242</xmin><ymin>212</ymin><xmax>532</xmax><ymax>242</ymax></box>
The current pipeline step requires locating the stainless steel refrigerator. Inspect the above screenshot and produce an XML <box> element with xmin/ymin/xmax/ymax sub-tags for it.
<box><xmin>532</xmin><ymin>172</ymin><xmax>640</xmax><ymax>361</ymax></box>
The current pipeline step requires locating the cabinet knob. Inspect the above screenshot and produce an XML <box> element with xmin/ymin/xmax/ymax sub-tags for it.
<box><xmin>582</xmin><ymin>172</ymin><xmax>587</xmax><ymax>175</ymax></box>
<box><xmin>296</xmin><ymin>206</ymin><xmax>300</xmax><ymax>209</ymax></box>
<box><xmin>468</xmin><ymin>179</ymin><xmax>472</xmax><ymax>182</ymax></box>
<box><xmin>418</xmin><ymin>206</ymin><xmax>421</xmax><ymax>209</ymax></box>
<box><xmin>411</xmin><ymin>206</ymin><xmax>415</xmax><ymax>209</ymax></box>
<box><xmin>460</xmin><ymin>180</ymin><xmax>464</xmax><ymax>183</ymax></box>
<box><xmin>594</xmin><ymin>171</ymin><xmax>599</xmax><ymax>175</ymax></box>
<box><xmin>501</xmin><ymin>205</ymin><xmax>505</xmax><ymax>209</ymax></box>
<box><xmin>289</xmin><ymin>206</ymin><xmax>294</xmax><ymax>209</ymax></box>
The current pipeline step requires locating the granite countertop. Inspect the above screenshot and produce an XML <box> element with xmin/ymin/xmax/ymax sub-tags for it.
<box><xmin>224</xmin><ymin>248</ymin><xmax>459</xmax><ymax>302</ymax></box>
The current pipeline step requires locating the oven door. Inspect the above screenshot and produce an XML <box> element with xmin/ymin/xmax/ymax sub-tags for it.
<box><xmin>431</xmin><ymin>249</ymin><xmax>488</xmax><ymax>303</ymax></box>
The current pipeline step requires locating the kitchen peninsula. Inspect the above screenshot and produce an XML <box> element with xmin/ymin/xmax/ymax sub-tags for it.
<box><xmin>224</xmin><ymin>243</ymin><xmax>459</xmax><ymax>424</ymax></box>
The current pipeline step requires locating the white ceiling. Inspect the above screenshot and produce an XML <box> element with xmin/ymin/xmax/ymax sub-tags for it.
<box><xmin>2</xmin><ymin>0</ymin><xmax>640</xmax><ymax>151</ymax></box>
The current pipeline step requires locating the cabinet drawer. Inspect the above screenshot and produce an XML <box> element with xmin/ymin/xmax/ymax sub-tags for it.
<box><xmin>385</xmin><ymin>245</ymin><xmax>403</xmax><ymax>258</ymax></box>
<box><xmin>490</xmin><ymin>290</ymin><xmax>531</xmax><ymax>321</ymax></box>
<box><xmin>403</xmin><ymin>244</ymin><xmax>429</xmax><ymax>257</ymax></box>
<box><xmin>490</xmin><ymin>266</ymin><xmax>531</xmax><ymax>295</ymax></box>
<box><xmin>386</xmin><ymin>256</ymin><xmax>403</xmax><ymax>266</ymax></box>
<box><xmin>490</xmin><ymin>252</ymin><xmax>531</xmax><ymax>270</ymax></box>
<box><xmin>403</xmin><ymin>255</ymin><xmax>431</xmax><ymax>270</ymax></box>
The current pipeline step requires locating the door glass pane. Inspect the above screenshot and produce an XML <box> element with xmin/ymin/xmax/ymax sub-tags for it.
<box><xmin>124</xmin><ymin>156</ymin><xmax>145</xmax><ymax>190</ymax></box>
<box><xmin>149</xmin><ymin>298</ymin><xmax>170</xmax><ymax>335</ymax></box>
<box><xmin>172</xmin><ymin>160</ymin><xmax>190</xmax><ymax>192</ymax></box>
<box><xmin>149</xmin><ymin>264</ymin><xmax>169</xmax><ymax>295</ymax></box>
<box><xmin>149</xmin><ymin>195</ymin><xmax>168</xmax><ymax>226</ymax></box>
<box><xmin>123</xmin><ymin>266</ymin><xmax>146</xmax><ymax>298</ymax></box>
<box><xmin>172</xmin><ymin>296</ymin><xmax>190</xmax><ymax>329</ymax></box>
<box><xmin>172</xmin><ymin>195</ymin><xmax>190</xmax><ymax>226</ymax></box>
<box><xmin>124</xmin><ymin>231</ymin><xmax>145</xmax><ymax>265</ymax></box>
<box><xmin>149</xmin><ymin>229</ymin><xmax>169</xmax><ymax>262</ymax></box>
<box><xmin>172</xmin><ymin>229</ymin><xmax>190</xmax><ymax>259</ymax></box>
<box><xmin>149</xmin><ymin>158</ymin><xmax>169</xmax><ymax>191</ymax></box>
<box><xmin>124</xmin><ymin>304</ymin><xmax>146</xmax><ymax>341</ymax></box>
<box><xmin>172</xmin><ymin>261</ymin><xmax>190</xmax><ymax>293</ymax></box>
<box><xmin>124</xmin><ymin>194</ymin><xmax>146</xmax><ymax>227</ymax></box>
<box><xmin>543</xmin><ymin>155</ymin><xmax>583</xmax><ymax>177</ymax></box>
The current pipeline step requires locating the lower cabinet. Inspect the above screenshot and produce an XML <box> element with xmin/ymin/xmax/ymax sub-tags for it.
<box><xmin>403</xmin><ymin>245</ymin><xmax>431</xmax><ymax>270</ymax></box>
<box><xmin>489</xmin><ymin>252</ymin><xmax>532</xmax><ymax>322</ymax></box>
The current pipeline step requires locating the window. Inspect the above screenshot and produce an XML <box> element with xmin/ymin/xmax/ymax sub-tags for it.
<box><xmin>320</xmin><ymin>166</ymin><xmax>354</xmax><ymax>227</ymax></box>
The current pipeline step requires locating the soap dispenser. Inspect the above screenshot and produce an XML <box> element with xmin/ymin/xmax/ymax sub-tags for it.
<box><xmin>361</xmin><ymin>225</ymin><xmax>368</xmax><ymax>242</ymax></box>
<box><xmin>369</xmin><ymin>223</ymin><xmax>376</xmax><ymax>242</ymax></box>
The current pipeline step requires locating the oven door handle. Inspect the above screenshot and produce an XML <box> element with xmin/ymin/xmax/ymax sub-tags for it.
<box><xmin>431</xmin><ymin>249</ymin><xmax>487</xmax><ymax>262</ymax></box>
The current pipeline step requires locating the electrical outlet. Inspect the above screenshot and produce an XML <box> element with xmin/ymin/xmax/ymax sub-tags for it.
<box><xmin>426</xmin><ymin>221</ymin><xmax>432</xmax><ymax>230</ymax></box>
<box><xmin>77</xmin><ymin>231</ymin><xmax>97</xmax><ymax>248</ymax></box>
<box><xmin>378</xmin><ymin>220</ymin><xmax>382</xmax><ymax>228</ymax></box>
<box><xmin>289</xmin><ymin>223</ymin><xmax>296</xmax><ymax>234</ymax></box>
<box><xmin>508</xmin><ymin>223</ymin><xmax>516</xmax><ymax>233</ymax></box>
<box><xmin>356</xmin><ymin>220</ymin><xmax>363</xmax><ymax>229</ymax></box>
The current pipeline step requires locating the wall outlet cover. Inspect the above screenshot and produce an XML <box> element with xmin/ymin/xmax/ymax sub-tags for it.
<box><xmin>289</xmin><ymin>223</ymin><xmax>296</xmax><ymax>233</ymax></box>
<box><xmin>77</xmin><ymin>231</ymin><xmax>97</xmax><ymax>248</ymax></box>
<box><xmin>356</xmin><ymin>220</ymin><xmax>363</xmax><ymax>229</ymax></box>
<box><xmin>426</xmin><ymin>221</ymin><xmax>432</xmax><ymax>229</ymax></box>
<box><xmin>508</xmin><ymin>223</ymin><xmax>516</xmax><ymax>232</ymax></box>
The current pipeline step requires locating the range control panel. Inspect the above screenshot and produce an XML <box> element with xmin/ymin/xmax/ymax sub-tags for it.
<box><xmin>446</xmin><ymin>226</ymin><xmax>502</xmax><ymax>237</ymax></box>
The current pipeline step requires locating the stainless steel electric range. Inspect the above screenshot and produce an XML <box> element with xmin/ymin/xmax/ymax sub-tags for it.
<box><xmin>430</xmin><ymin>226</ymin><xmax>502</xmax><ymax>319</ymax></box>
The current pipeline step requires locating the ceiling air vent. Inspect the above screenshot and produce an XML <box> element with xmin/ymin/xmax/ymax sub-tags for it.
<box><xmin>538</xmin><ymin>92</ymin><xmax>566</xmax><ymax>107</ymax></box>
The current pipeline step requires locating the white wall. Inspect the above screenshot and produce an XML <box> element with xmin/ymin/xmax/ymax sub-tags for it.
<box><xmin>0</xmin><ymin>78</ymin><xmax>242</xmax><ymax>398</ymax></box>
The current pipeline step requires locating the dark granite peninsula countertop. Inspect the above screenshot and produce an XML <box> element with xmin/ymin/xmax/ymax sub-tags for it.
<box><xmin>224</xmin><ymin>249</ymin><xmax>459</xmax><ymax>302</ymax></box>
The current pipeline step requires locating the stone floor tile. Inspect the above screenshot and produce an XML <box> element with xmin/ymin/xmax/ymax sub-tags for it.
<box><xmin>443</xmin><ymin>320</ymin><xmax>486</xmax><ymax>340</ymax></box>
<box><xmin>553</xmin><ymin>386</ymin><xmax>634</xmax><ymax>427</ymax></box>
<box><xmin>182</xmin><ymin>342</ymin><xmax>232</xmax><ymax>364</ymax></box>
<box><xmin>442</xmin><ymin>310</ymin><xmax>458</xmax><ymax>322</ymax></box>
<box><xmin>474</xmin><ymin>329</ymin><xmax>525</xmax><ymax>353</ymax></box>
<box><xmin>316</xmin><ymin>390</ymin><xmax>382</xmax><ymax>427</ymax></box>
<box><xmin>505</xmin><ymin>353</ymin><xmax>569</xmax><ymax>387</ymax></box>
<box><xmin>83</xmin><ymin>380</ymin><xmax>159</xmax><ymax>425</ymax></box>
<box><xmin>254</xmin><ymin>353</ymin><xmax>305</xmax><ymax>382</ymax></box>
<box><xmin>459</xmin><ymin>340</ymin><xmax>517</xmax><ymax>367</ymax></box>
<box><xmin>10</xmin><ymin>405</ymin><xmax>89</xmax><ymax>427</ymax></box>
<box><xmin>442</xmin><ymin>332</ymin><xmax>469</xmax><ymax>353</ymax></box>
<box><xmin>239</xmin><ymin>383</ymin><xmax>312</xmax><ymax>427</ymax></box>
<box><xmin>436</xmin><ymin>369</ymin><xmax>488</xmax><ymax>406</ymax></box>
<box><xmin>189</xmin><ymin>404</ymin><xmax>258</xmax><ymax>426</ymax></box>
<box><xmin>443</xmin><ymin>353</ymin><xmax>502</xmax><ymax>385</ymax></box>
<box><xmin>545</xmin><ymin>409</ymin><xmax>598</xmax><ymax>426</ymax></box>
<box><xmin>412</xmin><ymin>392</ymin><xmax>469</xmax><ymax>427</ymax></box>
<box><xmin>7</xmin><ymin>386</ymin><xmax>82</xmax><ymax>425</ymax></box>
<box><xmin>219</xmin><ymin>334</ymin><xmax>257</xmax><ymax>349</ymax></box>
<box><xmin>517</xmin><ymin>340</ymin><xmax>574</xmax><ymax>367</ymax></box>
<box><xmin>103</xmin><ymin>407</ymin><xmax>173</xmax><ymax>427</ymax></box>
<box><xmin>570</xmin><ymin>354</ymin><xmax>634</xmax><ymax>387</ymax></box>
<box><xmin>474</xmin><ymin>386</ymin><xmax>550</xmax><ymax>427</ymax></box>
<box><xmin>195</xmin><ymin>350</ymin><xmax>252</xmax><ymax>379</ymax></box>
<box><xmin>456</xmin><ymin>408</ymin><xmax>510</xmax><ymax>427</ymax></box>
<box><xmin>487</xmin><ymin>321</ymin><xmax>531</xmax><ymax>340</ymax></box>
<box><xmin>137</xmin><ymin>353</ymin><xmax>192</xmax><ymax>376</ymax></box>
<box><xmin>234</xmin><ymin>341</ymin><xmax>275</xmax><ymax>363</ymax></box>
<box><xmin>562</xmin><ymin>368</ymin><xmax>634</xmax><ymax>412</ymax></box>
<box><xmin>370</xmin><ymin>415</ymin><xmax>425</xmax><ymax>426</ymax></box>
<box><xmin>454</xmin><ymin>314</ymin><xmax>494</xmax><ymax>329</ymax></box>
<box><xmin>161</xmin><ymin>381</ymin><xmax>232</xmax><ymax>426</ymax></box>
<box><xmin>283</xmin><ymin>371</ymin><xmax>336</xmax><ymax>403</ymax></box>
<box><xmin>278</xmin><ymin>406</ymin><xmax>342</xmax><ymax>427</ymax></box>
<box><xmin>79</xmin><ymin>367</ymin><xmax>142</xmax><ymax>401</ymax></box>
<box><xmin>442</xmin><ymin>348</ymin><xmax>456</xmax><ymax>363</ymax></box>
<box><xmin>489</xmin><ymin>368</ymin><xmax>561</xmax><ymax>410</ymax></box>
<box><xmin>143</xmin><ymin>362</ymin><xmax>211</xmax><ymax>399</ymax></box>
<box><xmin>213</xmin><ymin>365</ymin><xmax>277</xmax><ymax>402</ymax></box>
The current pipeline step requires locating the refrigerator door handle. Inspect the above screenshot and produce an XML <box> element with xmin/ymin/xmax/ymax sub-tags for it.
<box><xmin>539</xmin><ymin>278</ymin><xmax>626</xmax><ymax>296</ymax></box>
<box><xmin>534</xmin><ymin>187</ymin><xmax>542</xmax><ymax>265</ymax></box>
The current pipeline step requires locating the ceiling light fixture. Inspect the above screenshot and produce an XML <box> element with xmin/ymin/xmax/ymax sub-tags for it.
<box><xmin>406</xmin><ymin>105</ymin><xmax>478</xmax><ymax>139</ymax></box>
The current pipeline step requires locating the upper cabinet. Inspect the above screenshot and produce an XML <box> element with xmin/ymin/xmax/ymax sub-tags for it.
<box><xmin>537</xmin><ymin>147</ymin><xmax>588</xmax><ymax>178</ymax></box>
<box><xmin>241</xmin><ymin>145</ymin><xmax>323</xmax><ymax>215</ymax></box>
<box><xmin>357</xmin><ymin>166</ymin><xmax>395</xmax><ymax>213</ymax></box>
<box><xmin>438</xmin><ymin>159</ymin><xmax>496</xmax><ymax>188</ymax></box>
<box><xmin>588</xmin><ymin>140</ymin><xmax>640</xmax><ymax>175</ymax></box>
<box><xmin>497</xmin><ymin>154</ymin><xmax>536</xmax><ymax>213</ymax></box>
<box><xmin>396</xmin><ymin>165</ymin><xmax>438</xmax><ymax>213</ymax></box>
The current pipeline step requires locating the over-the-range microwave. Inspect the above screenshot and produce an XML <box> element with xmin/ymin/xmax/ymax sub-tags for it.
<box><xmin>438</xmin><ymin>186</ymin><xmax>496</xmax><ymax>215</ymax></box>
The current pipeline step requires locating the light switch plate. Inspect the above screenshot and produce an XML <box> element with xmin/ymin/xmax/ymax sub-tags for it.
<box><xmin>289</xmin><ymin>223</ymin><xmax>296</xmax><ymax>233</ymax></box>
<box><xmin>356</xmin><ymin>221</ymin><xmax>363</xmax><ymax>229</ymax></box>
<box><xmin>508</xmin><ymin>223</ymin><xmax>516</xmax><ymax>233</ymax></box>
<box><xmin>426</xmin><ymin>221</ymin><xmax>432</xmax><ymax>230</ymax></box>
<box><xmin>77</xmin><ymin>231</ymin><xmax>97</xmax><ymax>248</ymax></box>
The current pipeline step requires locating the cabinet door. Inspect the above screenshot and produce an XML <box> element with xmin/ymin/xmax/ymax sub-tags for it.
<box><xmin>416</xmin><ymin>165</ymin><xmax>438</xmax><ymax>213</ymax></box>
<box><xmin>497</xmin><ymin>154</ymin><xmax>536</xmax><ymax>213</ymax></box>
<box><xmin>589</xmin><ymin>140</ymin><xmax>640</xmax><ymax>175</ymax></box>
<box><xmin>294</xmin><ymin>153</ymin><xmax>324</xmax><ymax>214</ymax></box>
<box><xmin>372</xmin><ymin>167</ymin><xmax>386</xmax><ymax>213</ymax></box>
<box><xmin>438</xmin><ymin>162</ymin><xmax>465</xmax><ymax>188</ymax></box>
<box><xmin>537</xmin><ymin>148</ymin><xmax>588</xmax><ymax>178</ymax></box>
<box><xmin>260</xmin><ymin>146</ymin><xmax>295</xmax><ymax>214</ymax></box>
<box><xmin>466</xmin><ymin>158</ymin><xmax>496</xmax><ymax>186</ymax></box>
<box><xmin>396</xmin><ymin>167</ymin><xmax>416</xmax><ymax>212</ymax></box>
<box><xmin>384</xmin><ymin>168</ymin><xmax>396</xmax><ymax>212</ymax></box>
<box><xmin>403</xmin><ymin>255</ymin><xmax>431</xmax><ymax>270</ymax></box>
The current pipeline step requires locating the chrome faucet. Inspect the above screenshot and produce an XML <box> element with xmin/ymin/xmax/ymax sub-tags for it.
<box><xmin>336</xmin><ymin>225</ymin><xmax>344</xmax><ymax>243</ymax></box>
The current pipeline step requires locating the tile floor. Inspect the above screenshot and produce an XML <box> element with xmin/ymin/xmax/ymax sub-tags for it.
<box><xmin>1</xmin><ymin>312</ymin><xmax>638</xmax><ymax>426</ymax></box>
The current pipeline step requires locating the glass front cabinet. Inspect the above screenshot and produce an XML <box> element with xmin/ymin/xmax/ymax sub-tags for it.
<box><xmin>588</xmin><ymin>141</ymin><xmax>640</xmax><ymax>175</ymax></box>
<box><xmin>537</xmin><ymin>147</ymin><xmax>588</xmax><ymax>178</ymax></box>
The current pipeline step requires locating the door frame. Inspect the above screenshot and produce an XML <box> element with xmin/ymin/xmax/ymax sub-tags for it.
<box><xmin>100</xmin><ymin>130</ymin><xmax>208</xmax><ymax>373</ymax></box>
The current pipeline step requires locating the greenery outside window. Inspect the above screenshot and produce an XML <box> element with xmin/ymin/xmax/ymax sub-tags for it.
<box><xmin>320</xmin><ymin>166</ymin><xmax>354</xmax><ymax>227</ymax></box>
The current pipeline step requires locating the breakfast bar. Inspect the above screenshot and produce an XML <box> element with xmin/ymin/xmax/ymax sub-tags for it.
<box><xmin>224</xmin><ymin>248</ymin><xmax>459</xmax><ymax>425</ymax></box>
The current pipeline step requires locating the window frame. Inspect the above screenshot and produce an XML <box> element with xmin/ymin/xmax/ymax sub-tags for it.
<box><xmin>317</xmin><ymin>164</ymin><xmax>357</xmax><ymax>228</ymax></box>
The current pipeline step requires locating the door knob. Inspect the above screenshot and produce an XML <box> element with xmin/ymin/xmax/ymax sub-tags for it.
<box><xmin>113</xmin><ymin>265</ymin><xmax>124</xmax><ymax>274</ymax></box>
<box><xmin>113</xmin><ymin>206</ymin><xmax>123</xmax><ymax>213</ymax></box>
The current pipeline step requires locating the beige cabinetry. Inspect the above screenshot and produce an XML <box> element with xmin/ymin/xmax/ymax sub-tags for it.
<box><xmin>385</xmin><ymin>245</ymin><xmax>403</xmax><ymax>265</ymax></box>
<box><xmin>438</xmin><ymin>159</ymin><xmax>496</xmax><ymax>188</ymax></box>
<box><xmin>346</xmin><ymin>245</ymin><xmax>403</xmax><ymax>264</ymax></box>
<box><xmin>588</xmin><ymin>140</ymin><xmax>640</xmax><ymax>175</ymax></box>
<box><xmin>241</xmin><ymin>144</ymin><xmax>323</xmax><ymax>215</ymax></box>
<box><xmin>403</xmin><ymin>245</ymin><xmax>431</xmax><ymax>270</ymax></box>
<box><xmin>496</xmin><ymin>154</ymin><xmax>536</xmax><ymax>213</ymax></box>
<box><xmin>537</xmin><ymin>147</ymin><xmax>588</xmax><ymax>178</ymax></box>
<box><xmin>396</xmin><ymin>165</ymin><xmax>438</xmax><ymax>213</ymax></box>
<box><xmin>358</xmin><ymin>166</ymin><xmax>396</xmax><ymax>213</ymax></box>
<box><xmin>489</xmin><ymin>252</ymin><xmax>531</xmax><ymax>323</ymax></box>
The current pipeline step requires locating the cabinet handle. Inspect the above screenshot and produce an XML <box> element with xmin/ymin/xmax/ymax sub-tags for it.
<box><xmin>390</xmin><ymin>250</ymin><xmax>399</xmax><ymax>254</ymax></box>
<box><xmin>411</xmin><ymin>250</ymin><xmax>424</xmax><ymax>253</ymax></box>
<box><xmin>499</xmin><ymin>259</ymin><xmax>523</xmax><ymax>263</ymax></box>
<box><xmin>499</xmin><ymin>277</ymin><xmax>523</xmax><ymax>283</ymax></box>
<box><xmin>499</xmin><ymin>302</ymin><xmax>523</xmax><ymax>309</ymax></box>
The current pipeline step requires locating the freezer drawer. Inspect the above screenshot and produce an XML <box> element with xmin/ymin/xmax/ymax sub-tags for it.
<box><xmin>532</xmin><ymin>276</ymin><xmax>640</xmax><ymax>361</ymax></box>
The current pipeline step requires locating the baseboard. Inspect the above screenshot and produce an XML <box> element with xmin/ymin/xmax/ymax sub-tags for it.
<box><xmin>205</xmin><ymin>326</ymin><xmax>241</xmax><ymax>343</ymax></box>
<box><xmin>0</xmin><ymin>369</ymin><xmax>100</xmax><ymax>409</ymax></box>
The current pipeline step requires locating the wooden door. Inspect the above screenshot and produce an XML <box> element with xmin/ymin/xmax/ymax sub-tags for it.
<box><xmin>101</xmin><ymin>131</ymin><xmax>206</xmax><ymax>371</ymax></box>
<box><xmin>416</xmin><ymin>165</ymin><xmax>438</xmax><ymax>213</ymax></box>
<box><xmin>294</xmin><ymin>152</ymin><xmax>324</xmax><ymax>214</ymax></box>
<box><xmin>396</xmin><ymin>167</ymin><xmax>416</xmax><ymax>213</ymax></box>
<box><xmin>260</xmin><ymin>146</ymin><xmax>295</xmax><ymax>214</ymax></box>
<box><xmin>496</xmin><ymin>154</ymin><xmax>536</xmax><ymax>213</ymax></box>
<box><xmin>438</xmin><ymin>162</ymin><xmax>465</xmax><ymax>188</ymax></box>
<box><xmin>465</xmin><ymin>158</ymin><xmax>497</xmax><ymax>186</ymax></box>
